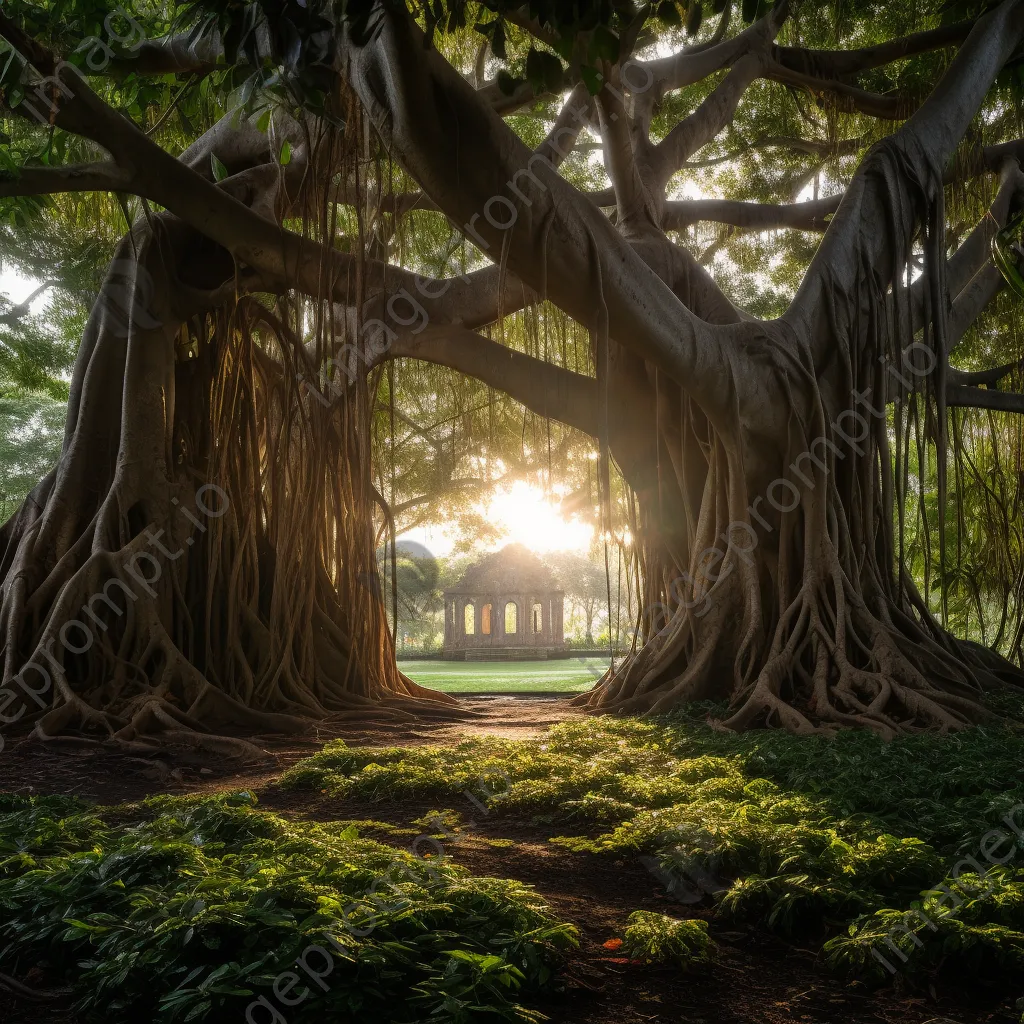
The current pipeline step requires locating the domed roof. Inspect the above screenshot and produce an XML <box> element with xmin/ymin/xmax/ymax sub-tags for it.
<box><xmin>446</xmin><ymin>543</ymin><xmax>561</xmax><ymax>595</ymax></box>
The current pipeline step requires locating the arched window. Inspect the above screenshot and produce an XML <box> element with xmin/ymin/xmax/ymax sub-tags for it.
<box><xmin>532</xmin><ymin>602</ymin><xmax>543</xmax><ymax>633</ymax></box>
<box><xmin>464</xmin><ymin>602</ymin><xmax>475</xmax><ymax>635</ymax></box>
<box><xmin>504</xmin><ymin>602</ymin><xmax>517</xmax><ymax>634</ymax></box>
<box><xmin>481</xmin><ymin>603</ymin><xmax>492</xmax><ymax>634</ymax></box>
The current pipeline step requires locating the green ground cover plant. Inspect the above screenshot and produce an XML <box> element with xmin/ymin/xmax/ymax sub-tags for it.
<box><xmin>620</xmin><ymin>912</ymin><xmax>713</xmax><ymax>969</ymax></box>
<box><xmin>0</xmin><ymin>791</ymin><xmax>576</xmax><ymax>1022</ymax></box>
<box><xmin>282</xmin><ymin>697</ymin><xmax>1024</xmax><ymax>984</ymax></box>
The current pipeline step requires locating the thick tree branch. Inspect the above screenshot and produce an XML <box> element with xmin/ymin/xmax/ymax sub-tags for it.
<box><xmin>663</xmin><ymin>194</ymin><xmax>840</xmax><ymax>232</ymax></box>
<box><xmin>772</xmin><ymin>20</ymin><xmax>973</xmax><ymax>78</ymax></box>
<box><xmin>946</xmin><ymin>382</ymin><xmax>1024</xmax><ymax>412</ymax></box>
<box><xmin>584</xmin><ymin>186</ymin><xmax>617</xmax><ymax>208</ymax></box>
<box><xmin>641</xmin><ymin>4</ymin><xmax>784</xmax><ymax>94</ymax></box>
<box><xmin>379</xmin><ymin>87</ymin><xmax>597</xmax><ymax>219</ymax></box>
<box><xmin>596</xmin><ymin>81</ymin><xmax>659</xmax><ymax>234</ymax></box>
<box><xmin>113</xmin><ymin>31</ymin><xmax>227</xmax><ymax>76</ymax></box>
<box><xmin>654</xmin><ymin>53</ymin><xmax>765</xmax><ymax>184</ymax></box>
<box><xmin>346</xmin><ymin>8</ymin><xmax>731</xmax><ymax>422</ymax></box>
<box><xmin>0</xmin><ymin>11</ymin><xmax>55</xmax><ymax>74</ymax></box>
<box><xmin>911</xmin><ymin>159</ymin><xmax>1024</xmax><ymax>325</ymax></box>
<box><xmin>0</xmin><ymin>38</ymin><xmax>508</xmax><ymax>329</ymax></box>
<box><xmin>763</xmin><ymin>62</ymin><xmax>915</xmax><ymax>120</ymax></box>
<box><xmin>794</xmin><ymin>0</ymin><xmax>1024</xmax><ymax>346</ymax></box>
<box><xmin>651</xmin><ymin>6</ymin><xmax>788</xmax><ymax>184</ymax></box>
<box><xmin>537</xmin><ymin>83</ymin><xmax>595</xmax><ymax>168</ymax></box>
<box><xmin>948</xmin><ymin>353</ymin><xmax>1023</xmax><ymax>388</ymax></box>
<box><xmin>0</xmin><ymin>161</ymin><xmax>131</xmax><ymax>196</ymax></box>
<box><xmin>388</xmin><ymin>326</ymin><xmax>599</xmax><ymax>436</ymax></box>
<box><xmin>948</xmin><ymin>264</ymin><xmax>1005</xmax><ymax>346</ymax></box>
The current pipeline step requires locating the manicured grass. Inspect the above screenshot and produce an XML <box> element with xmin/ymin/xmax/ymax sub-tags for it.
<box><xmin>397</xmin><ymin>657</ymin><xmax>607</xmax><ymax>692</ymax></box>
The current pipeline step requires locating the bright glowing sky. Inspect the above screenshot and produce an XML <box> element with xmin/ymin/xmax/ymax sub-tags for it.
<box><xmin>0</xmin><ymin>266</ymin><xmax>49</xmax><ymax>314</ymax></box>
<box><xmin>404</xmin><ymin>480</ymin><xmax>595</xmax><ymax>558</ymax></box>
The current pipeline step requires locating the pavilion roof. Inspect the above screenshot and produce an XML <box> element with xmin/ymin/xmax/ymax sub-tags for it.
<box><xmin>445</xmin><ymin>543</ymin><xmax>561</xmax><ymax>596</ymax></box>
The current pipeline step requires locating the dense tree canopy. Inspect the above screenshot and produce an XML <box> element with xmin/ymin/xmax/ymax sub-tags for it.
<box><xmin>2</xmin><ymin>0</ymin><xmax>1024</xmax><ymax>751</ymax></box>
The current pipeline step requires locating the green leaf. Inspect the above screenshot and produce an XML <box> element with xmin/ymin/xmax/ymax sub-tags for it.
<box><xmin>525</xmin><ymin>48</ymin><xmax>564</xmax><ymax>93</ymax></box>
<box><xmin>496</xmin><ymin>70</ymin><xmax>519</xmax><ymax>96</ymax></box>
<box><xmin>255</xmin><ymin>108</ymin><xmax>271</xmax><ymax>133</ymax></box>
<box><xmin>589</xmin><ymin>25</ymin><xmax>620</xmax><ymax>63</ymax></box>
<box><xmin>184</xmin><ymin>999</ymin><xmax>211</xmax><ymax>1021</ymax></box>
<box><xmin>211</xmin><ymin>154</ymin><xmax>229</xmax><ymax>182</ymax></box>
<box><xmin>686</xmin><ymin>2</ymin><xmax>704</xmax><ymax>35</ymax></box>
<box><xmin>279</xmin><ymin>141</ymin><xmax>292</xmax><ymax>166</ymax></box>
<box><xmin>491</xmin><ymin>20</ymin><xmax>507</xmax><ymax>60</ymax></box>
<box><xmin>552</xmin><ymin>33</ymin><xmax>576</xmax><ymax>60</ymax></box>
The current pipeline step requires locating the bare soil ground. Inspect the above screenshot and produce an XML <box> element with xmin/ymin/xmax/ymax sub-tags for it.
<box><xmin>1</xmin><ymin>698</ymin><xmax>1019</xmax><ymax>1024</ymax></box>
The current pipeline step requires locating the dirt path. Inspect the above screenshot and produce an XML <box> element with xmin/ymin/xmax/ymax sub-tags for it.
<box><xmin>0</xmin><ymin>696</ymin><xmax>579</xmax><ymax>805</ymax></box>
<box><xmin>1</xmin><ymin>698</ymin><xmax>1020</xmax><ymax>1023</ymax></box>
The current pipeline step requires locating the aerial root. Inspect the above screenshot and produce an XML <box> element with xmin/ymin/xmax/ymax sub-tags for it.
<box><xmin>718</xmin><ymin>565</ymin><xmax>990</xmax><ymax>736</ymax></box>
<box><xmin>585</xmin><ymin>541</ymin><xmax>998</xmax><ymax>736</ymax></box>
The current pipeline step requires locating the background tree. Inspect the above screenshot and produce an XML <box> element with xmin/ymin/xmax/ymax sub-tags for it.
<box><xmin>551</xmin><ymin>550</ymin><xmax>612</xmax><ymax>646</ymax></box>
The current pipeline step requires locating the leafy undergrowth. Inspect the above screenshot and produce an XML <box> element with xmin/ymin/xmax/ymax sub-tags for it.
<box><xmin>621</xmin><ymin>912</ymin><xmax>712</xmax><ymax>969</ymax></box>
<box><xmin>0</xmin><ymin>791</ymin><xmax>576</xmax><ymax>1022</ymax></box>
<box><xmin>282</xmin><ymin>694</ymin><xmax>1024</xmax><ymax>985</ymax></box>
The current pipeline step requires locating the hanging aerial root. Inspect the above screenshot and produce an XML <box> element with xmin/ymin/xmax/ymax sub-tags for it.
<box><xmin>575</xmin><ymin>368</ymin><xmax>1020</xmax><ymax>734</ymax></box>
<box><xmin>0</xmin><ymin>274</ymin><xmax>465</xmax><ymax>758</ymax></box>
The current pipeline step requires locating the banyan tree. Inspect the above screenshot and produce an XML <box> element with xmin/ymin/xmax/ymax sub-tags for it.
<box><xmin>2</xmin><ymin>0</ymin><xmax>1024</xmax><ymax>751</ymax></box>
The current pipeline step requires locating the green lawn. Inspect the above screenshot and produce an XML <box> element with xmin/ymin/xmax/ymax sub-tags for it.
<box><xmin>397</xmin><ymin>657</ymin><xmax>608</xmax><ymax>691</ymax></box>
